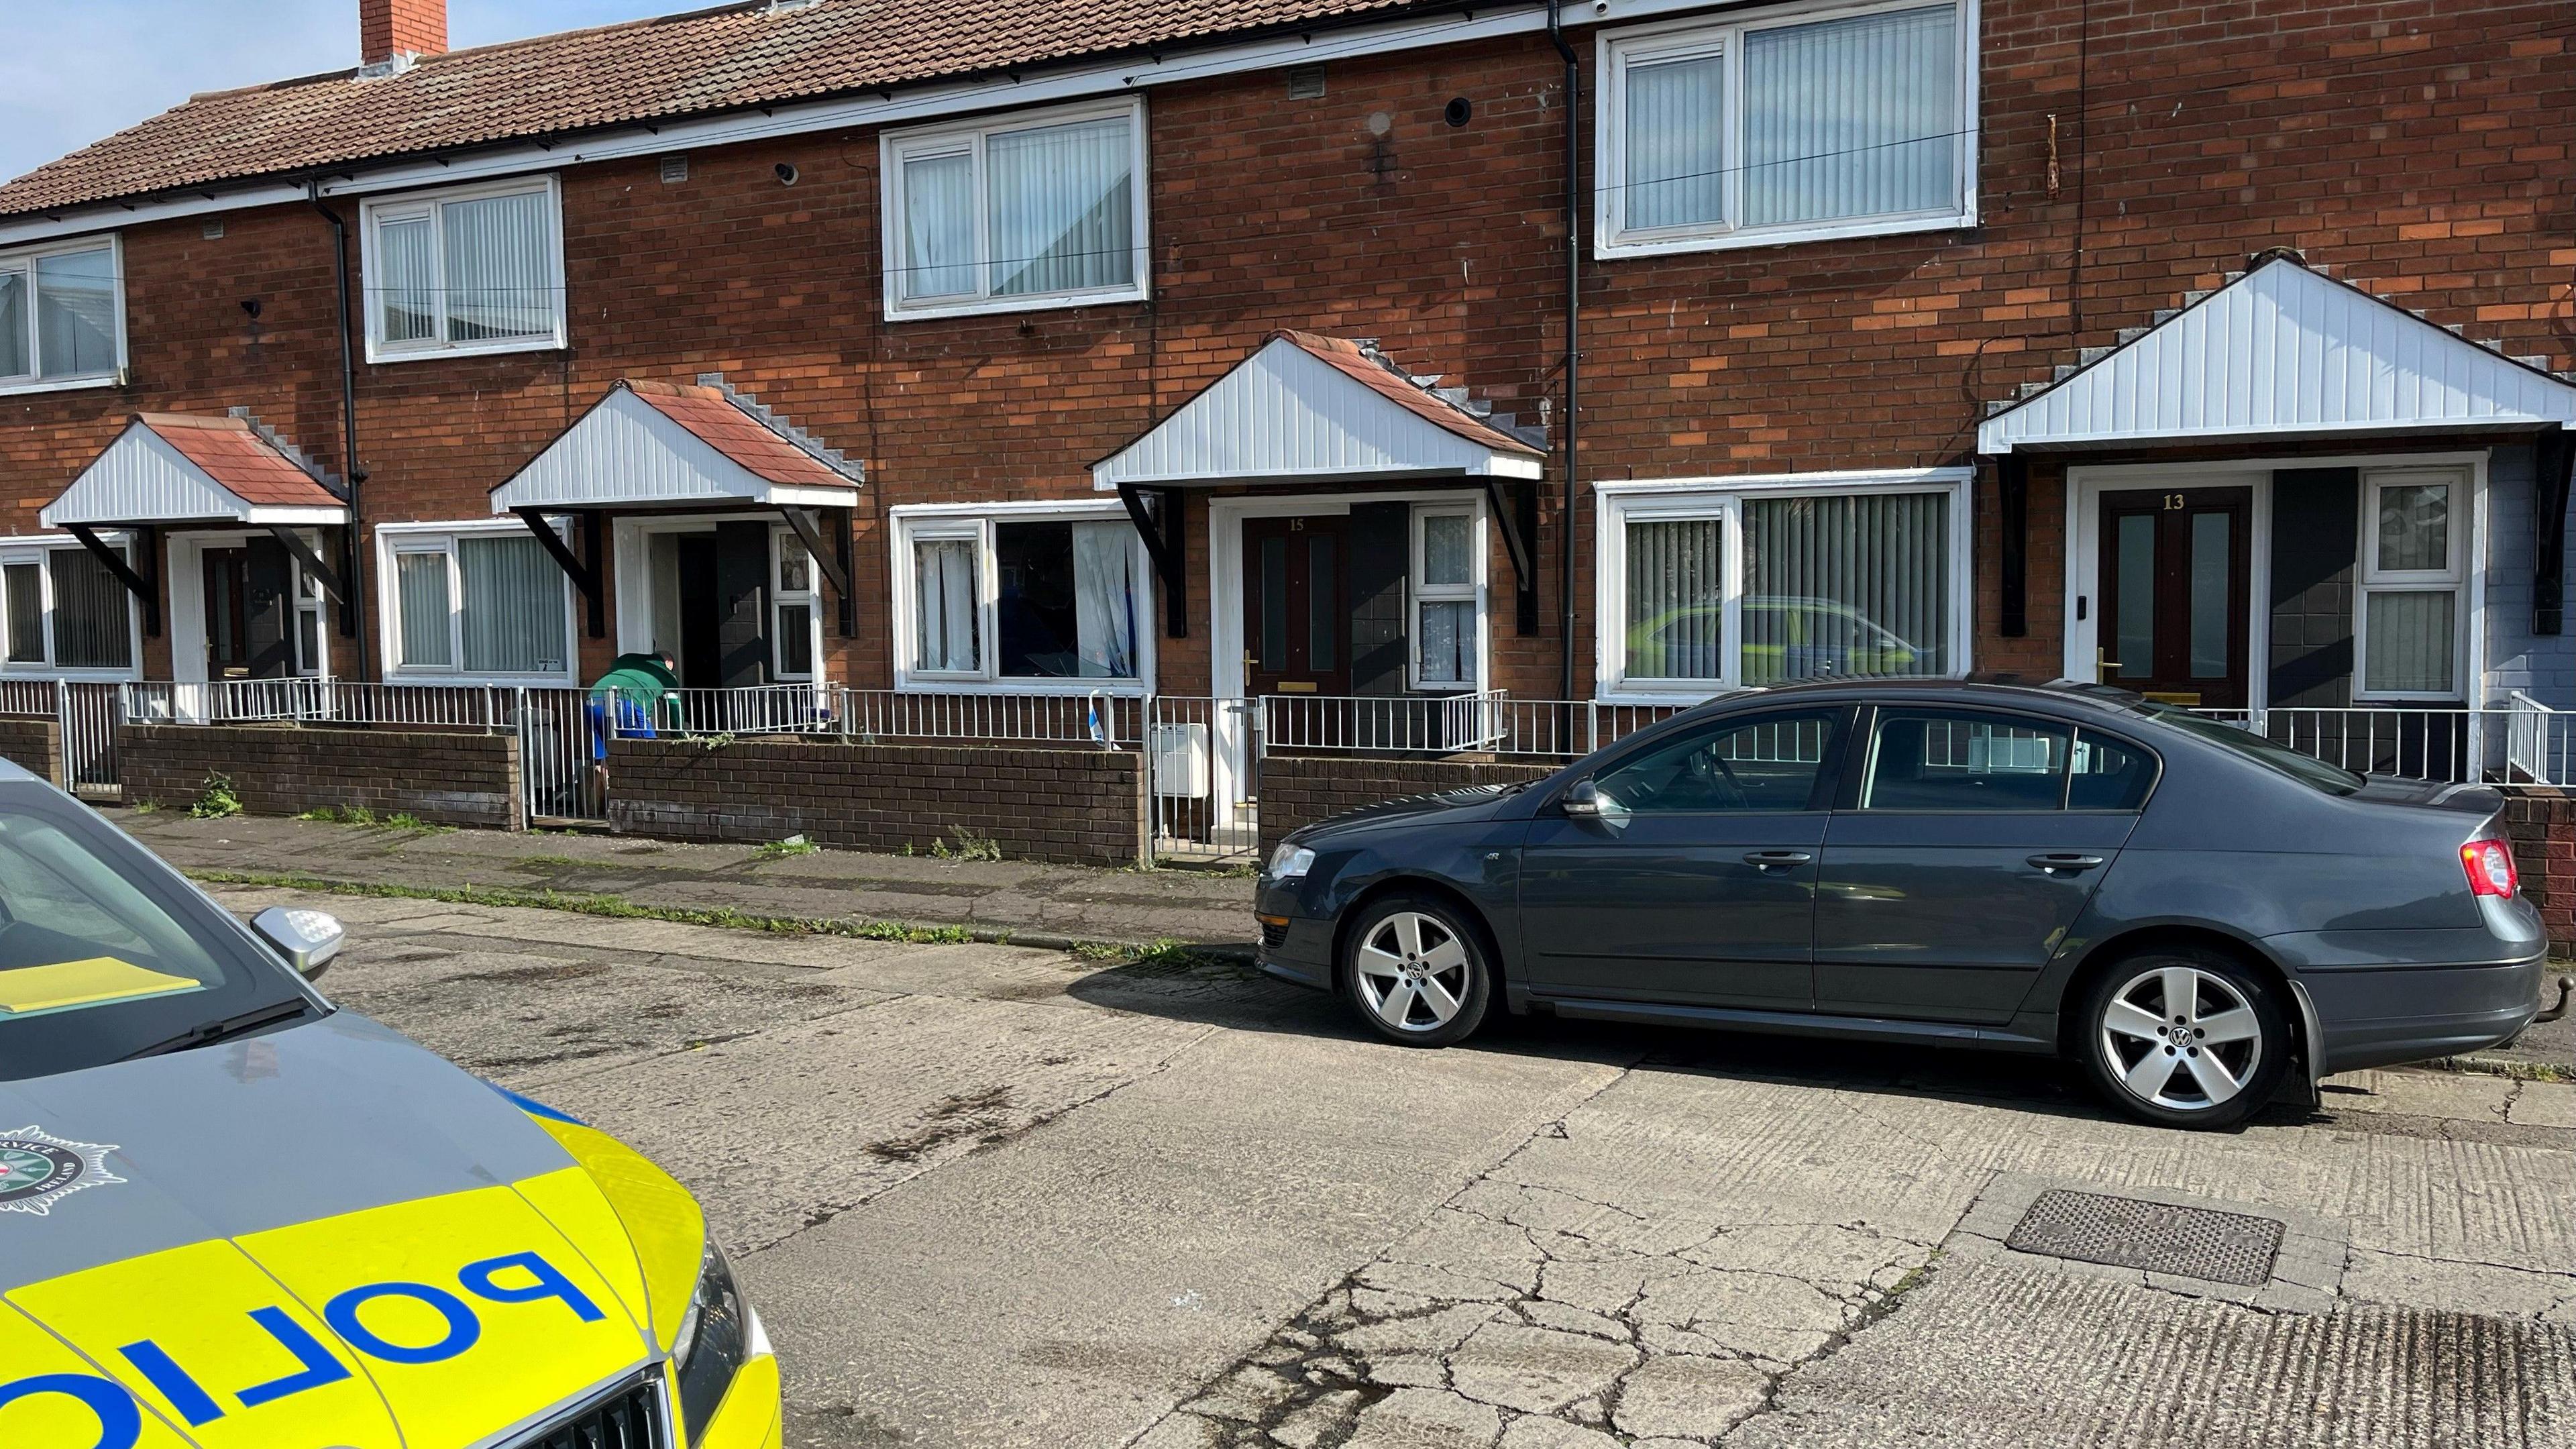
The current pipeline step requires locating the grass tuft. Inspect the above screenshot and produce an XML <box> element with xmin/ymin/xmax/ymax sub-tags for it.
<box><xmin>189</xmin><ymin>773</ymin><xmax>242</xmax><ymax>820</ymax></box>
<box><xmin>752</xmin><ymin>835</ymin><xmax>820</xmax><ymax>861</ymax></box>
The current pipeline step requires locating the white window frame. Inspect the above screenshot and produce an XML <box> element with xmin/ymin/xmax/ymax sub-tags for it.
<box><xmin>373</xmin><ymin>520</ymin><xmax>579</xmax><ymax>684</ymax></box>
<box><xmin>0</xmin><ymin>234</ymin><xmax>127</xmax><ymax>396</ymax></box>
<box><xmin>888</xmin><ymin>501</ymin><xmax>1156</xmax><ymax>695</ymax></box>
<box><xmin>1594</xmin><ymin>468</ymin><xmax>1974</xmax><ymax>703</ymax></box>
<box><xmin>360</xmin><ymin>175</ymin><xmax>568</xmax><ymax>363</ymax></box>
<box><xmin>1595</xmin><ymin>0</ymin><xmax>1979</xmax><ymax>259</ymax></box>
<box><xmin>608</xmin><ymin>515</ymin><xmax>830</xmax><ymax>687</ymax></box>
<box><xmin>1408</xmin><ymin>504</ymin><xmax>1486</xmax><ymax>692</ymax></box>
<box><xmin>878</xmin><ymin>97</ymin><xmax>1152</xmax><ymax>322</ymax></box>
<box><xmin>0</xmin><ymin>535</ymin><xmax>144</xmax><ymax>680</ymax></box>
<box><xmin>2354</xmin><ymin>465</ymin><xmax>2471</xmax><ymax>702</ymax></box>
<box><xmin>771</xmin><ymin>531</ymin><xmax>821</xmax><ymax>684</ymax></box>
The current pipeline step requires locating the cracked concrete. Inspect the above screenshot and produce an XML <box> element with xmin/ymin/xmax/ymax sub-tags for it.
<box><xmin>220</xmin><ymin>879</ymin><xmax>2576</xmax><ymax>1449</ymax></box>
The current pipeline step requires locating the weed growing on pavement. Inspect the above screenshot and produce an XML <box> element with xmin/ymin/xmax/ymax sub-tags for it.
<box><xmin>190</xmin><ymin>773</ymin><xmax>242</xmax><ymax>819</ymax></box>
<box><xmin>383</xmin><ymin>812</ymin><xmax>449</xmax><ymax>833</ymax></box>
<box><xmin>513</xmin><ymin>854</ymin><xmax>584</xmax><ymax>869</ymax></box>
<box><xmin>185</xmin><ymin>869</ymin><xmax>985</xmax><ymax>945</ymax></box>
<box><xmin>753</xmin><ymin>835</ymin><xmax>819</xmax><ymax>861</ymax></box>
<box><xmin>1068</xmin><ymin>935</ymin><xmax>1230</xmax><ymax>972</ymax></box>
<box><xmin>129</xmin><ymin>800</ymin><xmax>160</xmax><ymax>814</ymax></box>
<box><xmin>297</xmin><ymin>804</ymin><xmax>377</xmax><ymax>824</ymax></box>
<box><xmin>928</xmin><ymin>828</ymin><xmax>1003</xmax><ymax>862</ymax></box>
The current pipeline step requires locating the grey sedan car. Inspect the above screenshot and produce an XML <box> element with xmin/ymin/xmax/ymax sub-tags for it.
<box><xmin>1253</xmin><ymin>680</ymin><xmax>2548</xmax><ymax>1128</ymax></box>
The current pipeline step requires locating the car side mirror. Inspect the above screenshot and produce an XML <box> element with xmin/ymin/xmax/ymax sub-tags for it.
<box><xmin>1563</xmin><ymin>780</ymin><xmax>1622</xmax><ymax>819</ymax></box>
<box><xmin>253</xmin><ymin>905</ymin><xmax>345</xmax><ymax>979</ymax></box>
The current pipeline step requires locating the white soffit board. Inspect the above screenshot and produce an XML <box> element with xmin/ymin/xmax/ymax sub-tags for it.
<box><xmin>1093</xmin><ymin>337</ymin><xmax>1542</xmax><ymax>488</ymax></box>
<box><xmin>42</xmin><ymin>422</ymin><xmax>343</xmax><ymax>528</ymax></box>
<box><xmin>1980</xmin><ymin>260</ymin><xmax>2576</xmax><ymax>453</ymax></box>
<box><xmin>491</xmin><ymin>386</ymin><xmax>857</xmax><ymax>513</ymax></box>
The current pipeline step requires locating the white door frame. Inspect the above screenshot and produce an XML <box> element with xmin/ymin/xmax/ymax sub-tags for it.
<box><xmin>2062</xmin><ymin>449</ymin><xmax>2490</xmax><ymax>714</ymax></box>
<box><xmin>166</xmin><ymin>528</ymin><xmax>336</xmax><ymax>687</ymax></box>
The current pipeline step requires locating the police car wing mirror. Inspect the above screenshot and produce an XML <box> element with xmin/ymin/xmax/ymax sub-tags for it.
<box><xmin>253</xmin><ymin>905</ymin><xmax>345</xmax><ymax>979</ymax></box>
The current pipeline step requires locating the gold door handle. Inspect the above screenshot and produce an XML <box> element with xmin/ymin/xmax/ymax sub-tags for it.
<box><xmin>2095</xmin><ymin>648</ymin><xmax>2117</xmax><ymax>678</ymax></box>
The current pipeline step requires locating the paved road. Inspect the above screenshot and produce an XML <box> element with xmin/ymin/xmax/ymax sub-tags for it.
<box><xmin>219</xmin><ymin>882</ymin><xmax>2576</xmax><ymax>1448</ymax></box>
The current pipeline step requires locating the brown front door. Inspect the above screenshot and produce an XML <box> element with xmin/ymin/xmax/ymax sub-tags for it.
<box><xmin>1242</xmin><ymin>515</ymin><xmax>1350</xmax><ymax>698</ymax></box>
<box><xmin>2096</xmin><ymin>486</ymin><xmax>2253</xmax><ymax>708</ymax></box>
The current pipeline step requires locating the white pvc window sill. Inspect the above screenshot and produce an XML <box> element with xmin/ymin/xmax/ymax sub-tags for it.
<box><xmin>884</xmin><ymin>284</ymin><xmax>1150</xmax><ymax>324</ymax></box>
<box><xmin>0</xmin><ymin>373</ymin><xmax>120</xmax><ymax>398</ymax></box>
<box><xmin>1597</xmin><ymin>209</ymin><xmax>1972</xmax><ymax>261</ymax></box>
<box><xmin>366</xmin><ymin>335</ymin><xmax>567</xmax><ymax>366</ymax></box>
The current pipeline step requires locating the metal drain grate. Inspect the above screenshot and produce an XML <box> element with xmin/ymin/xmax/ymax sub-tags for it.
<box><xmin>2004</xmin><ymin>1189</ymin><xmax>2287</xmax><ymax>1287</ymax></box>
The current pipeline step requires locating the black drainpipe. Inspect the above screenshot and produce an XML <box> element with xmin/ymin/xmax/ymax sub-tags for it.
<box><xmin>307</xmin><ymin>179</ymin><xmax>370</xmax><ymax>681</ymax></box>
<box><xmin>1547</xmin><ymin>0</ymin><xmax>1581</xmax><ymax>702</ymax></box>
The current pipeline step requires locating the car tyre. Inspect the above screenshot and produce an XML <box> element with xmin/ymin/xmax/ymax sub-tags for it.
<box><xmin>2079</xmin><ymin>946</ymin><xmax>2291</xmax><ymax>1130</ymax></box>
<box><xmin>1341</xmin><ymin>894</ymin><xmax>1493</xmax><ymax>1047</ymax></box>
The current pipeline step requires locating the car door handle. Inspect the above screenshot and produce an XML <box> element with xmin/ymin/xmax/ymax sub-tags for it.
<box><xmin>1744</xmin><ymin>850</ymin><xmax>1815</xmax><ymax>871</ymax></box>
<box><xmin>2027</xmin><ymin>853</ymin><xmax>2106</xmax><ymax>874</ymax></box>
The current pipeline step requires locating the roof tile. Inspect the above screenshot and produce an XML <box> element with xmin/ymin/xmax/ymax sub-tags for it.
<box><xmin>137</xmin><ymin>413</ymin><xmax>341</xmax><ymax>508</ymax></box>
<box><xmin>623</xmin><ymin>379</ymin><xmax>860</xmax><ymax>490</ymax></box>
<box><xmin>0</xmin><ymin>0</ymin><xmax>1423</xmax><ymax>218</ymax></box>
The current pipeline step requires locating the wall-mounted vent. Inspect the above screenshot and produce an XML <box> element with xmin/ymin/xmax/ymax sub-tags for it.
<box><xmin>201</xmin><ymin>220</ymin><xmax>225</xmax><ymax>240</ymax></box>
<box><xmin>659</xmin><ymin>154</ymin><xmax>690</xmax><ymax>184</ymax></box>
<box><xmin>1286</xmin><ymin>64</ymin><xmax>1326</xmax><ymax>100</ymax></box>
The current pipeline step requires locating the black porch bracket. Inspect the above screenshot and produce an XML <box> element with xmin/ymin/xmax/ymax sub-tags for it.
<box><xmin>516</xmin><ymin>507</ymin><xmax>606</xmax><ymax>639</ymax></box>
<box><xmin>2538</xmin><ymin>429</ymin><xmax>2574</xmax><ymax>636</ymax></box>
<box><xmin>780</xmin><ymin>506</ymin><xmax>856</xmax><ymax>637</ymax></box>
<box><xmin>1483</xmin><ymin>476</ymin><xmax>1540</xmax><ymax>635</ymax></box>
<box><xmin>1996</xmin><ymin>453</ymin><xmax>2029</xmax><ymax>638</ymax></box>
<box><xmin>1116</xmin><ymin>482</ymin><xmax>1188</xmax><ymax>639</ymax></box>
<box><xmin>67</xmin><ymin>524</ymin><xmax>160</xmax><ymax>638</ymax></box>
<box><xmin>264</xmin><ymin>524</ymin><xmax>349</xmax><ymax>608</ymax></box>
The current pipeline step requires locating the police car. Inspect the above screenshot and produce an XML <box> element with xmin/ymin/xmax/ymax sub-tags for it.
<box><xmin>0</xmin><ymin>761</ymin><xmax>778</xmax><ymax>1449</ymax></box>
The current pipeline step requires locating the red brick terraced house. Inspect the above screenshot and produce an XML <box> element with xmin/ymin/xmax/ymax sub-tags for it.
<box><xmin>0</xmin><ymin>0</ymin><xmax>2570</xmax><ymax>835</ymax></box>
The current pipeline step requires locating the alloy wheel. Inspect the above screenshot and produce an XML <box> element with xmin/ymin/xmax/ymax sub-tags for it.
<box><xmin>2097</xmin><ymin>965</ymin><xmax>2265</xmax><ymax>1113</ymax></box>
<box><xmin>1354</xmin><ymin>911</ymin><xmax>1472</xmax><ymax>1033</ymax></box>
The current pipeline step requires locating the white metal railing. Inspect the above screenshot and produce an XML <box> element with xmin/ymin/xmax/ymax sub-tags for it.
<box><xmin>838</xmin><ymin>688</ymin><xmax>1136</xmax><ymax>748</ymax></box>
<box><xmin>1144</xmin><ymin>696</ymin><xmax>1259</xmax><ymax>863</ymax></box>
<box><xmin>1260</xmin><ymin>692</ymin><xmax>1688</xmax><ymax>759</ymax></box>
<box><xmin>2190</xmin><ymin>705</ymin><xmax>2576</xmax><ymax>787</ymax></box>
<box><xmin>599</xmin><ymin>684</ymin><xmax>840</xmax><ymax>740</ymax></box>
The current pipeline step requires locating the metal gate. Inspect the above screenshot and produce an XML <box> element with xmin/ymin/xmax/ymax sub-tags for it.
<box><xmin>59</xmin><ymin>682</ymin><xmax>121</xmax><ymax>798</ymax></box>
<box><xmin>1144</xmin><ymin>696</ymin><xmax>1258</xmax><ymax>865</ymax></box>
<box><xmin>515</xmin><ymin>687</ymin><xmax>607</xmax><ymax>824</ymax></box>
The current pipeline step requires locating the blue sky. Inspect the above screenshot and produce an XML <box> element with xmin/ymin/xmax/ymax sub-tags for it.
<box><xmin>0</xmin><ymin>1</ymin><xmax>718</xmax><ymax>185</ymax></box>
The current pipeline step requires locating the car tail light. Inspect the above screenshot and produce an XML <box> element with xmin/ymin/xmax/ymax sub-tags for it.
<box><xmin>2461</xmin><ymin>838</ymin><xmax>2519</xmax><ymax>899</ymax></box>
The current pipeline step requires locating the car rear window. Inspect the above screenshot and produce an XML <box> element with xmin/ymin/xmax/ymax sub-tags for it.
<box><xmin>2135</xmin><ymin>704</ymin><xmax>2364</xmax><ymax>796</ymax></box>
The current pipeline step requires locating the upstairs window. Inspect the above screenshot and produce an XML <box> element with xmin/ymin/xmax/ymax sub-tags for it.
<box><xmin>362</xmin><ymin>177</ymin><xmax>566</xmax><ymax>361</ymax></box>
<box><xmin>881</xmin><ymin>99</ymin><xmax>1150</xmax><ymax>319</ymax></box>
<box><xmin>0</xmin><ymin>238</ymin><xmax>125</xmax><ymax>393</ymax></box>
<box><xmin>1599</xmin><ymin>1</ymin><xmax>1972</xmax><ymax>256</ymax></box>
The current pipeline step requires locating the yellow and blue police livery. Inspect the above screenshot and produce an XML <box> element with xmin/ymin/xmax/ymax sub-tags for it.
<box><xmin>0</xmin><ymin>759</ymin><xmax>780</xmax><ymax>1449</ymax></box>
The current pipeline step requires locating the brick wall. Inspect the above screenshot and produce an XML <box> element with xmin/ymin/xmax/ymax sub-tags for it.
<box><xmin>606</xmin><ymin>737</ymin><xmax>1146</xmax><ymax>866</ymax></box>
<box><xmin>1259</xmin><ymin>754</ymin><xmax>1560</xmax><ymax>856</ymax></box>
<box><xmin>0</xmin><ymin>718</ymin><xmax>61</xmax><ymax>786</ymax></box>
<box><xmin>0</xmin><ymin>2</ymin><xmax>2568</xmax><ymax>696</ymax></box>
<box><xmin>119</xmin><ymin>724</ymin><xmax>523</xmax><ymax>828</ymax></box>
<box><xmin>2501</xmin><ymin>786</ymin><xmax>2576</xmax><ymax>955</ymax></box>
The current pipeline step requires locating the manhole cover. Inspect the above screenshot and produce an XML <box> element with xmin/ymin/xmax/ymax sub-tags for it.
<box><xmin>2004</xmin><ymin>1189</ymin><xmax>2286</xmax><ymax>1286</ymax></box>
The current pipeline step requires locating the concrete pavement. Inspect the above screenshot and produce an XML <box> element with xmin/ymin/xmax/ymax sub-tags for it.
<box><xmin>216</xmin><ymin>878</ymin><xmax>2576</xmax><ymax>1449</ymax></box>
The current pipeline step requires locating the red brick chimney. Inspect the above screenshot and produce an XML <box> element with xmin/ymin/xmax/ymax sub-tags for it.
<box><xmin>361</xmin><ymin>0</ymin><xmax>447</xmax><ymax>66</ymax></box>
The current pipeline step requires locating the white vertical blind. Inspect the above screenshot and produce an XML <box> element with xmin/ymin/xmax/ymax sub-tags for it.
<box><xmin>1740</xmin><ymin>492</ymin><xmax>1948</xmax><ymax>683</ymax></box>
<box><xmin>1069</xmin><ymin>522</ymin><xmax>1138</xmax><ymax>678</ymax></box>
<box><xmin>2366</xmin><ymin>592</ymin><xmax>2455</xmax><ymax>694</ymax></box>
<box><xmin>459</xmin><ymin>535</ymin><xmax>566</xmax><ymax>675</ymax></box>
<box><xmin>914</xmin><ymin>537</ymin><xmax>979</xmax><ymax>672</ymax></box>
<box><xmin>47</xmin><ymin>547</ymin><xmax>130</xmax><ymax>669</ymax></box>
<box><xmin>34</xmin><ymin>247</ymin><xmax>117</xmax><ymax>378</ymax></box>
<box><xmin>376</xmin><ymin>216</ymin><xmax>437</xmax><ymax>343</ymax></box>
<box><xmin>443</xmin><ymin>189</ymin><xmax>555</xmax><ymax>342</ymax></box>
<box><xmin>1625</xmin><ymin>52</ymin><xmax>1727</xmax><ymax>232</ymax></box>
<box><xmin>0</xmin><ymin>269</ymin><xmax>27</xmax><ymax>378</ymax></box>
<box><xmin>902</xmin><ymin>152</ymin><xmax>977</xmax><ymax>300</ymax></box>
<box><xmin>987</xmin><ymin>115</ymin><xmax>1135</xmax><ymax>297</ymax></box>
<box><xmin>395</xmin><ymin>552</ymin><xmax>453</xmax><ymax>668</ymax></box>
<box><xmin>1624</xmin><ymin>517</ymin><xmax>1725</xmax><ymax>681</ymax></box>
<box><xmin>1741</xmin><ymin>5</ymin><xmax>1959</xmax><ymax>227</ymax></box>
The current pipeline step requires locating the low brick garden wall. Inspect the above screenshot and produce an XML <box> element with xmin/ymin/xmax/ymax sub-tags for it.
<box><xmin>0</xmin><ymin>716</ymin><xmax>61</xmax><ymax>786</ymax></box>
<box><xmin>2501</xmin><ymin>786</ymin><xmax>2576</xmax><ymax>955</ymax></box>
<box><xmin>606</xmin><ymin>737</ymin><xmax>1147</xmax><ymax>867</ymax></box>
<box><xmin>1258</xmin><ymin>753</ymin><xmax>1560</xmax><ymax>857</ymax></box>
<box><xmin>118</xmin><ymin>724</ymin><xmax>524</xmax><ymax>829</ymax></box>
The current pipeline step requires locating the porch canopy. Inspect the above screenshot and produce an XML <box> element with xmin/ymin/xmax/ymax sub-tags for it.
<box><xmin>490</xmin><ymin>377</ymin><xmax>863</xmax><ymax>637</ymax></box>
<box><xmin>41</xmin><ymin>411</ymin><xmax>351</xmax><ymax>635</ymax></box>
<box><xmin>1978</xmin><ymin>256</ymin><xmax>2576</xmax><ymax>633</ymax></box>
<box><xmin>1091</xmin><ymin>330</ymin><xmax>1548</xmax><ymax>635</ymax></box>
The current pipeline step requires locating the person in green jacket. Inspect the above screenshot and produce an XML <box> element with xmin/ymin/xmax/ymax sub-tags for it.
<box><xmin>586</xmin><ymin>652</ymin><xmax>682</xmax><ymax>793</ymax></box>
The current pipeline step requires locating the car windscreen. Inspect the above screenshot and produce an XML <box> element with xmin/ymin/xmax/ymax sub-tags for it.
<box><xmin>2133</xmin><ymin>703</ymin><xmax>2365</xmax><ymax>796</ymax></box>
<box><xmin>0</xmin><ymin>788</ymin><xmax>307</xmax><ymax>1081</ymax></box>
